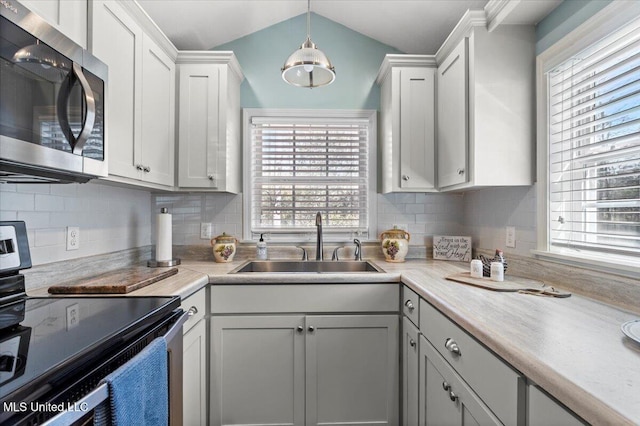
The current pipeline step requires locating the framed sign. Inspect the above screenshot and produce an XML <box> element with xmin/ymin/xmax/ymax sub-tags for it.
<box><xmin>433</xmin><ymin>236</ymin><xmax>472</xmax><ymax>262</ymax></box>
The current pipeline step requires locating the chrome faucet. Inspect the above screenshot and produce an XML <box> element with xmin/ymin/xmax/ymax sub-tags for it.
<box><xmin>354</xmin><ymin>238</ymin><xmax>362</xmax><ymax>261</ymax></box>
<box><xmin>315</xmin><ymin>212</ymin><xmax>323</xmax><ymax>261</ymax></box>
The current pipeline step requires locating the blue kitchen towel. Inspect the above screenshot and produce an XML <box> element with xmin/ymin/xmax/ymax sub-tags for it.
<box><xmin>94</xmin><ymin>337</ymin><xmax>168</xmax><ymax>426</ymax></box>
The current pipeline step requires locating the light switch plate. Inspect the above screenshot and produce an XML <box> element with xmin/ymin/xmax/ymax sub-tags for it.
<box><xmin>506</xmin><ymin>226</ymin><xmax>516</xmax><ymax>248</ymax></box>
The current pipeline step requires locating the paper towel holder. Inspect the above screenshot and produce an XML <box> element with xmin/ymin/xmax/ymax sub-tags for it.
<box><xmin>148</xmin><ymin>207</ymin><xmax>181</xmax><ymax>267</ymax></box>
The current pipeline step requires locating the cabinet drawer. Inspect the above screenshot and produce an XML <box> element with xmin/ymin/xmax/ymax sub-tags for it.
<box><xmin>402</xmin><ymin>285</ymin><xmax>420</xmax><ymax>326</ymax></box>
<box><xmin>420</xmin><ymin>335</ymin><xmax>502</xmax><ymax>426</ymax></box>
<box><xmin>181</xmin><ymin>287</ymin><xmax>207</xmax><ymax>333</ymax></box>
<box><xmin>211</xmin><ymin>284</ymin><xmax>399</xmax><ymax>314</ymax></box>
<box><xmin>420</xmin><ymin>300</ymin><xmax>524</xmax><ymax>425</ymax></box>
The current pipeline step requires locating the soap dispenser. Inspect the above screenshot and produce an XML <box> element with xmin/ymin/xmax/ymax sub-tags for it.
<box><xmin>256</xmin><ymin>234</ymin><xmax>268</xmax><ymax>260</ymax></box>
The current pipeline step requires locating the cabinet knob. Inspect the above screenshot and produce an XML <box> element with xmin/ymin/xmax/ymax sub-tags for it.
<box><xmin>135</xmin><ymin>164</ymin><xmax>144</xmax><ymax>171</ymax></box>
<box><xmin>405</xmin><ymin>300</ymin><xmax>415</xmax><ymax>312</ymax></box>
<box><xmin>297</xmin><ymin>326</ymin><xmax>304</xmax><ymax>333</ymax></box>
<box><xmin>457</xmin><ymin>168</ymin><xmax>465</xmax><ymax>175</ymax></box>
<box><xmin>308</xmin><ymin>326</ymin><xmax>315</xmax><ymax>333</ymax></box>
<box><xmin>449</xmin><ymin>390</ymin><xmax>458</xmax><ymax>402</ymax></box>
<box><xmin>402</xmin><ymin>174</ymin><xmax>410</xmax><ymax>181</ymax></box>
<box><xmin>143</xmin><ymin>166</ymin><xmax>151</xmax><ymax>173</ymax></box>
<box><xmin>208</xmin><ymin>174</ymin><xmax>214</xmax><ymax>181</ymax></box>
<box><xmin>442</xmin><ymin>381</ymin><xmax>450</xmax><ymax>391</ymax></box>
<box><xmin>409</xmin><ymin>339</ymin><xmax>416</xmax><ymax>348</ymax></box>
<box><xmin>445</xmin><ymin>338</ymin><xmax>462</xmax><ymax>356</ymax></box>
<box><xmin>187</xmin><ymin>306</ymin><xmax>198</xmax><ymax>317</ymax></box>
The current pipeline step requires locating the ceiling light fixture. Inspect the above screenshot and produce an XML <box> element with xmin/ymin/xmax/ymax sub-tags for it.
<box><xmin>281</xmin><ymin>0</ymin><xmax>335</xmax><ymax>88</ymax></box>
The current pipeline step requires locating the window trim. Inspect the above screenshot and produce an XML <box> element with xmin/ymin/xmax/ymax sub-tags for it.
<box><xmin>242</xmin><ymin>108</ymin><xmax>377</xmax><ymax>242</ymax></box>
<box><xmin>535</xmin><ymin>0</ymin><xmax>640</xmax><ymax>278</ymax></box>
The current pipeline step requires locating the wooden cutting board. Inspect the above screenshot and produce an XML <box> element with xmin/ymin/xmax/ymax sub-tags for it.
<box><xmin>48</xmin><ymin>267</ymin><xmax>178</xmax><ymax>294</ymax></box>
<box><xmin>446</xmin><ymin>272</ymin><xmax>571</xmax><ymax>298</ymax></box>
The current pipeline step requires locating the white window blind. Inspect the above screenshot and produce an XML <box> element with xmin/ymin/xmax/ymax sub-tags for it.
<box><xmin>249</xmin><ymin>116</ymin><xmax>370</xmax><ymax>236</ymax></box>
<box><xmin>547</xmin><ymin>18</ymin><xmax>640</xmax><ymax>258</ymax></box>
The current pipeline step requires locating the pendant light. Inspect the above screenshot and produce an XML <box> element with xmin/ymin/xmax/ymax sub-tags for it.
<box><xmin>281</xmin><ymin>0</ymin><xmax>335</xmax><ymax>88</ymax></box>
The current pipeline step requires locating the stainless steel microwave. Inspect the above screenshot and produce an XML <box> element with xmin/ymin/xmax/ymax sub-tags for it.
<box><xmin>0</xmin><ymin>1</ymin><xmax>108</xmax><ymax>183</ymax></box>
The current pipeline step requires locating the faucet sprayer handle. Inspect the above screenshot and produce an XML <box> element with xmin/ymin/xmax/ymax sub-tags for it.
<box><xmin>332</xmin><ymin>246</ymin><xmax>344</xmax><ymax>261</ymax></box>
<box><xmin>297</xmin><ymin>246</ymin><xmax>308</xmax><ymax>261</ymax></box>
<box><xmin>353</xmin><ymin>239</ymin><xmax>362</xmax><ymax>261</ymax></box>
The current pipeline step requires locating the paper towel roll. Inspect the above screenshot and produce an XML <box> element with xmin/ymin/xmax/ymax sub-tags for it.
<box><xmin>156</xmin><ymin>208</ymin><xmax>172</xmax><ymax>262</ymax></box>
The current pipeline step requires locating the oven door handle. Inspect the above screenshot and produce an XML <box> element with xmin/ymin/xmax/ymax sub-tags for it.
<box><xmin>165</xmin><ymin>309</ymin><xmax>189</xmax><ymax>344</ymax></box>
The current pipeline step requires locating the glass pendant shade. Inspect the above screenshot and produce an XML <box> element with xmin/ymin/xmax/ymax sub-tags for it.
<box><xmin>281</xmin><ymin>0</ymin><xmax>335</xmax><ymax>88</ymax></box>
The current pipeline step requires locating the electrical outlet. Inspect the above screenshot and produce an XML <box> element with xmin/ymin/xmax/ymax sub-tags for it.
<box><xmin>66</xmin><ymin>304</ymin><xmax>80</xmax><ymax>330</ymax></box>
<box><xmin>393</xmin><ymin>223</ymin><xmax>408</xmax><ymax>231</ymax></box>
<box><xmin>200</xmin><ymin>223</ymin><xmax>212</xmax><ymax>239</ymax></box>
<box><xmin>66</xmin><ymin>227</ymin><xmax>80</xmax><ymax>251</ymax></box>
<box><xmin>506</xmin><ymin>226</ymin><xmax>516</xmax><ymax>248</ymax></box>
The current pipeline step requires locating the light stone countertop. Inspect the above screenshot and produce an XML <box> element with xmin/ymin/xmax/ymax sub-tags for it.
<box><xmin>27</xmin><ymin>258</ymin><xmax>640</xmax><ymax>424</ymax></box>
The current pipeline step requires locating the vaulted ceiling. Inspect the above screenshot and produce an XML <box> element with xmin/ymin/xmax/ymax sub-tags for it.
<box><xmin>137</xmin><ymin>0</ymin><xmax>561</xmax><ymax>54</ymax></box>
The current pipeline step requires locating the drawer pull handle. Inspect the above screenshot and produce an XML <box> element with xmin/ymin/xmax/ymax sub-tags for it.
<box><xmin>308</xmin><ymin>326</ymin><xmax>315</xmax><ymax>333</ymax></box>
<box><xmin>405</xmin><ymin>300</ymin><xmax>415</xmax><ymax>312</ymax></box>
<box><xmin>297</xmin><ymin>326</ymin><xmax>304</xmax><ymax>333</ymax></box>
<box><xmin>409</xmin><ymin>339</ymin><xmax>416</xmax><ymax>348</ymax></box>
<box><xmin>449</xmin><ymin>390</ymin><xmax>458</xmax><ymax>402</ymax></box>
<box><xmin>445</xmin><ymin>338</ymin><xmax>461</xmax><ymax>356</ymax></box>
<box><xmin>442</xmin><ymin>381</ymin><xmax>450</xmax><ymax>391</ymax></box>
<box><xmin>187</xmin><ymin>306</ymin><xmax>198</xmax><ymax>317</ymax></box>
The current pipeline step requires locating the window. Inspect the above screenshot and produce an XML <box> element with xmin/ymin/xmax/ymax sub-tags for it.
<box><xmin>243</xmin><ymin>109</ymin><xmax>376</xmax><ymax>241</ymax></box>
<box><xmin>537</xmin><ymin>5</ymin><xmax>640</xmax><ymax>275</ymax></box>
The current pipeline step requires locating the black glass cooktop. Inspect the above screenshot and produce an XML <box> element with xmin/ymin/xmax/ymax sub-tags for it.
<box><xmin>0</xmin><ymin>295</ymin><xmax>178</xmax><ymax>401</ymax></box>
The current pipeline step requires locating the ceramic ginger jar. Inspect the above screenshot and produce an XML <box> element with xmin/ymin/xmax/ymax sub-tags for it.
<box><xmin>380</xmin><ymin>227</ymin><xmax>410</xmax><ymax>262</ymax></box>
<box><xmin>211</xmin><ymin>232</ymin><xmax>237</xmax><ymax>263</ymax></box>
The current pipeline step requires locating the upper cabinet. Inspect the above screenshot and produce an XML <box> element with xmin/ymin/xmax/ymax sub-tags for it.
<box><xmin>89</xmin><ymin>0</ymin><xmax>177</xmax><ymax>189</ymax></box>
<box><xmin>436</xmin><ymin>11</ymin><xmax>535</xmax><ymax>191</ymax></box>
<box><xmin>176</xmin><ymin>52</ymin><xmax>244</xmax><ymax>193</ymax></box>
<box><xmin>377</xmin><ymin>56</ymin><xmax>437</xmax><ymax>193</ymax></box>
<box><xmin>19</xmin><ymin>0</ymin><xmax>87</xmax><ymax>48</ymax></box>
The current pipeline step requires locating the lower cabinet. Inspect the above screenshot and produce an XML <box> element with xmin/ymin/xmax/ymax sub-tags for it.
<box><xmin>181</xmin><ymin>288</ymin><xmax>208</xmax><ymax>426</ymax></box>
<box><xmin>419</xmin><ymin>335</ymin><xmax>502</xmax><ymax>426</ymax></box>
<box><xmin>402</xmin><ymin>317</ymin><xmax>419</xmax><ymax>426</ymax></box>
<box><xmin>211</xmin><ymin>314</ymin><xmax>399</xmax><ymax>426</ymax></box>
<box><xmin>528</xmin><ymin>385</ymin><xmax>586</xmax><ymax>426</ymax></box>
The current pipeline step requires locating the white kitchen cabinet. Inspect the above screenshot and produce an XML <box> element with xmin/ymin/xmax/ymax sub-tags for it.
<box><xmin>528</xmin><ymin>385</ymin><xmax>586</xmax><ymax>426</ymax></box>
<box><xmin>435</xmin><ymin>11</ymin><xmax>535</xmax><ymax>191</ymax></box>
<box><xmin>210</xmin><ymin>284</ymin><xmax>399</xmax><ymax>426</ymax></box>
<box><xmin>19</xmin><ymin>0</ymin><xmax>87</xmax><ymax>48</ymax></box>
<box><xmin>177</xmin><ymin>52</ymin><xmax>244</xmax><ymax>193</ymax></box>
<box><xmin>89</xmin><ymin>0</ymin><xmax>177</xmax><ymax>189</ymax></box>
<box><xmin>181</xmin><ymin>288</ymin><xmax>208</xmax><ymax>426</ymax></box>
<box><xmin>402</xmin><ymin>317</ymin><xmax>420</xmax><ymax>426</ymax></box>
<box><xmin>377</xmin><ymin>55</ymin><xmax>437</xmax><ymax>193</ymax></box>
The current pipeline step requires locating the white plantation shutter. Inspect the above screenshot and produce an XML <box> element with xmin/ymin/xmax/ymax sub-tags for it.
<box><xmin>250</xmin><ymin>116</ymin><xmax>370</xmax><ymax>235</ymax></box>
<box><xmin>547</xmin><ymin>18</ymin><xmax>640</xmax><ymax>257</ymax></box>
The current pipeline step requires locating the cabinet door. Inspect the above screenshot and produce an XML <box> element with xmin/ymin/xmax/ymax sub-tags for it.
<box><xmin>419</xmin><ymin>336</ymin><xmax>501</xmax><ymax>426</ymax></box>
<box><xmin>210</xmin><ymin>315</ymin><xmax>305</xmax><ymax>426</ymax></box>
<box><xmin>20</xmin><ymin>0</ymin><xmax>87</xmax><ymax>48</ymax></box>
<box><xmin>178</xmin><ymin>64</ymin><xmax>220</xmax><ymax>188</ymax></box>
<box><xmin>400</xmin><ymin>68</ymin><xmax>436</xmax><ymax>190</ymax></box>
<box><xmin>528</xmin><ymin>385</ymin><xmax>585</xmax><ymax>426</ymax></box>
<box><xmin>183</xmin><ymin>319</ymin><xmax>207</xmax><ymax>426</ymax></box>
<box><xmin>403</xmin><ymin>317</ymin><xmax>420</xmax><ymax>426</ymax></box>
<box><xmin>305</xmin><ymin>315</ymin><xmax>399</xmax><ymax>426</ymax></box>
<box><xmin>90</xmin><ymin>0</ymin><xmax>143</xmax><ymax>180</ymax></box>
<box><xmin>140</xmin><ymin>34</ymin><xmax>175</xmax><ymax>186</ymax></box>
<box><xmin>437</xmin><ymin>38</ymin><xmax>468</xmax><ymax>188</ymax></box>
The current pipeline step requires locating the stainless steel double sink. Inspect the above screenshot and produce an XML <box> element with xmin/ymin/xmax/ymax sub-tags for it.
<box><xmin>230</xmin><ymin>260</ymin><xmax>384</xmax><ymax>274</ymax></box>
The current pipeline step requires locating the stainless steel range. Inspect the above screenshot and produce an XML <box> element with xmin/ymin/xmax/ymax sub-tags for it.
<box><xmin>0</xmin><ymin>221</ymin><xmax>186</xmax><ymax>425</ymax></box>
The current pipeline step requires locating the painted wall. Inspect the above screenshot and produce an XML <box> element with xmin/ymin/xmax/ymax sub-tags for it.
<box><xmin>214</xmin><ymin>13</ymin><xmax>403</xmax><ymax>110</ymax></box>
<box><xmin>535</xmin><ymin>0</ymin><xmax>612</xmax><ymax>54</ymax></box>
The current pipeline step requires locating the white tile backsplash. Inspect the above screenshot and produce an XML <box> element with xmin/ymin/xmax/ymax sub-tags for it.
<box><xmin>0</xmin><ymin>181</ymin><xmax>152</xmax><ymax>265</ymax></box>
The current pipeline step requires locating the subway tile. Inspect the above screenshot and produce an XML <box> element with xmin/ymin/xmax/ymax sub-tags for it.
<box><xmin>1</xmin><ymin>192</ymin><xmax>35</xmax><ymax>211</ymax></box>
<box><xmin>15</xmin><ymin>184</ymin><xmax>51</xmax><ymax>194</ymax></box>
<box><xmin>0</xmin><ymin>211</ymin><xmax>17</xmax><ymax>221</ymax></box>
<box><xmin>35</xmin><ymin>194</ymin><xmax>65</xmax><ymax>211</ymax></box>
<box><xmin>17</xmin><ymin>211</ymin><xmax>50</xmax><ymax>229</ymax></box>
<box><xmin>50</xmin><ymin>184</ymin><xmax>78</xmax><ymax>197</ymax></box>
<box><xmin>0</xmin><ymin>184</ymin><xmax>17</xmax><ymax>192</ymax></box>
<box><xmin>34</xmin><ymin>228</ymin><xmax>65</xmax><ymax>247</ymax></box>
